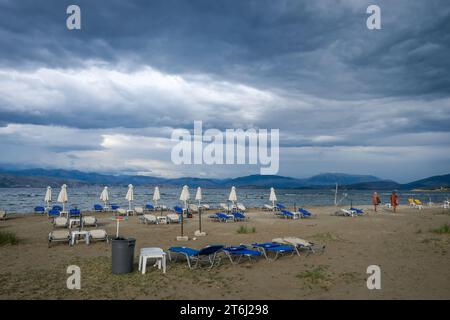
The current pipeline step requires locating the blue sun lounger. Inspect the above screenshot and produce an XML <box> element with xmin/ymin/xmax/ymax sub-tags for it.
<box><xmin>223</xmin><ymin>245</ymin><xmax>261</xmax><ymax>264</ymax></box>
<box><xmin>168</xmin><ymin>245</ymin><xmax>224</xmax><ymax>269</ymax></box>
<box><xmin>93</xmin><ymin>204</ymin><xmax>103</xmax><ymax>212</ymax></box>
<box><xmin>280</xmin><ymin>210</ymin><xmax>299</xmax><ymax>219</ymax></box>
<box><xmin>173</xmin><ymin>206</ymin><xmax>184</xmax><ymax>214</ymax></box>
<box><xmin>350</xmin><ymin>207</ymin><xmax>364</xmax><ymax>215</ymax></box>
<box><xmin>34</xmin><ymin>206</ymin><xmax>45</xmax><ymax>214</ymax></box>
<box><xmin>223</xmin><ymin>245</ymin><xmax>260</xmax><ymax>263</ymax></box>
<box><xmin>209</xmin><ymin>212</ymin><xmax>233</xmax><ymax>222</ymax></box>
<box><xmin>276</xmin><ymin>203</ymin><xmax>286</xmax><ymax>210</ymax></box>
<box><xmin>145</xmin><ymin>204</ymin><xmax>155</xmax><ymax>211</ymax></box>
<box><xmin>252</xmin><ymin>242</ymin><xmax>296</xmax><ymax>260</ymax></box>
<box><xmin>298</xmin><ymin>208</ymin><xmax>313</xmax><ymax>218</ymax></box>
<box><xmin>52</xmin><ymin>205</ymin><xmax>63</xmax><ymax>212</ymax></box>
<box><xmin>48</xmin><ymin>208</ymin><xmax>60</xmax><ymax>217</ymax></box>
<box><xmin>110</xmin><ymin>204</ymin><xmax>120</xmax><ymax>210</ymax></box>
<box><xmin>232</xmin><ymin>212</ymin><xmax>248</xmax><ymax>221</ymax></box>
<box><xmin>69</xmin><ymin>208</ymin><xmax>81</xmax><ymax>217</ymax></box>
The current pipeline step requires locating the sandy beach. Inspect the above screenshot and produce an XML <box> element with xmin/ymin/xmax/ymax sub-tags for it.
<box><xmin>1</xmin><ymin>205</ymin><xmax>449</xmax><ymax>300</ymax></box>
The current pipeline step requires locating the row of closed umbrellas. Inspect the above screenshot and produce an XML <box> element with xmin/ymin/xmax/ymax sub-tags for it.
<box><xmin>43</xmin><ymin>185</ymin><xmax>279</xmax><ymax>210</ymax></box>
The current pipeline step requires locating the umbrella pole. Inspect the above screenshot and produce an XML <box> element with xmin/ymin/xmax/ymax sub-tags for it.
<box><xmin>116</xmin><ymin>220</ymin><xmax>120</xmax><ymax>238</ymax></box>
<box><xmin>199</xmin><ymin>207</ymin><xmax>202</xmax><ymax>233</ymax></box>
<box><xmin>181</xmin><ymin>214</ymin><xmax>184</xmax><ymax>237</ymax></box>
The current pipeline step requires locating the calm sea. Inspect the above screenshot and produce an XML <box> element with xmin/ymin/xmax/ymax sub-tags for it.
<box><xmin>1</xmin><ymin>186</ymin><xmax>449</xmax><ymax>214</ymax></box>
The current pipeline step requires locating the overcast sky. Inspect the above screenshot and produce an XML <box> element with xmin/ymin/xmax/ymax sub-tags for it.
<box><xmin>0</xmin><ymin>0</ymin><xmax>449</xmax><ymax>182</ymax></box>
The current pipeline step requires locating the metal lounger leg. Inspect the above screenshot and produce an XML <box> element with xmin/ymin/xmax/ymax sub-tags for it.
<box><xmin>226</xmin><ymin>252</ymin><xmax>235</xmax><ymax>264</ymax></box>
<box><xmin>186</xmin><ymin>253</ymin><xmax>193</xmax><ymax>269</ymax></box>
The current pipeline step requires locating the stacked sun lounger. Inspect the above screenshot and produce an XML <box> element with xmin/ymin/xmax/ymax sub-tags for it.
<box><xmin>279</xmin><ymin>209</ymin><xmax>300</xmax><ymax>219</ymax></box>
<box><xmin>209</xmin><ymin>212</ymin><xmax>234</xmax><ymax>222</ymax></box>
<box><xmin>334</xmin><ymin>207</ymin><xmax>364</xmax><ymax>217</ymax></box>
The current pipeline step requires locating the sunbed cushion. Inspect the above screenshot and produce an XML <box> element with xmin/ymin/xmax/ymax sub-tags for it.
<box><xmin>90</xmin><ymin>229</ymin><xmax>107</xmax><ymax>239</ymax></box>
<box><xmin>143</xmin><ymin>214</ymin><xmax>156</xmax><ymax>222</ymax></box>
<box><xmin>83</xmin><ymin>216</ymin><xmax>96</xmax><ymax>224</ymax></box>
<box><xmin>169</xmin><ymin>246</ymin><xmax>199</xmax><ymax>256</ymax></box>
<box><xmin>50</xmin><ymin>230</ymin><xmax>70</xmax><ymax>239</ymax></box>
<box><xmin>54</xmin><ymin>217</ymin><xmax>68</xmax><ymax>226</ymax></box>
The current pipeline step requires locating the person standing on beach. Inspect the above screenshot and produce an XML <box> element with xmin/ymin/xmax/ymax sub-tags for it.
<box><xmin>372</xmin><ymin>192</ymin><xmax>381</xmax><ymax>212</ymax></box>
<box><xmin>390</xmin><ymin>191</ymin><xmax>399</xmax><ymax>213</ymax></box>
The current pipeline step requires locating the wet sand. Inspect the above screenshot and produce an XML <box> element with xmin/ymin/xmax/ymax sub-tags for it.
<box><xmin>0</xmin><ymin>205</ymin><xmax>449</xmax><ymax>299</ymax></box>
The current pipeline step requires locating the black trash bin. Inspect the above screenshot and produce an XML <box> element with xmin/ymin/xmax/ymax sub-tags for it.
<box><xmin>111</xmin><ymin>237</ymin><xmax>136</xmax><ymax>274</ymax></box>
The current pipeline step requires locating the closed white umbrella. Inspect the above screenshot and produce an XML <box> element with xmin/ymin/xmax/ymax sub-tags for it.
<box><xmin>269</xmin><ymin>187</ymin><xmax>277</xmax><ymax>207</ymax></box>
<box><xmin>100</xmin><ymin>186</ymin><xmax>109</xmax><ymax>207</ymax></box>
<box><xmin>44</xmin><ymin>186</ymin><xmax>52</xmax><ymax>208</ymax></box>
<box><xmin>228</xmin><ymin>186</ymin><xmax>237</xmax><ymax>207</ymax></box>
<box><xmin>153</xmin><ymin>186</ymin><xmax>161</xmax><ymax>207</ymax></box>
<box><xmin>179</xmin><ymin>185</ymin><xmax>190</xmax><ymax>239</ymax></box>
<box><xmin>195</xmin><ymin>187</ymin><xmax>202</xmax><ymax>206</ymax></box>
<box><xmin>126</xmin><ymin>184</ymin><xmax>134</xmax><ymax>211</ymax></box>
<box><xmin>180</xmin><ymin>185</ymin><xmax>190</xmax><ymax>210</ymax></box>
<box><xmin>57</xmin><ymin>184</ymin><xmax>68</xmax><ymax>212</ymax></box>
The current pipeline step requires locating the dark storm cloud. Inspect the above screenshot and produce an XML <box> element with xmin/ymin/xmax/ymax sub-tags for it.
<box><xmin>0</xmin><ymin>0</ymin><xmax>449</xmax><ymax>179</ymax></box>
<box><xmin>0</xmin><ymin>0</ymin><xmax>449</xmax><ymax>98</ymax></box>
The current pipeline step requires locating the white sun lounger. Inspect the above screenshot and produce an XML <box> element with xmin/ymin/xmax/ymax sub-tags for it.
<box><xmin>0</xmin><ymin>210</ymin><xmax>7</xmax><ymax>220</ymax></box>
<box><xmin>189</xmin><ymin>204</ymin><xmax>199</xmax><ymax>213</ymax></box>
<box><xmin>134</xmin><ymin>206</ymin><xmax>144</xmax><ymax>215</ymax></box>
<box><xmin>237</xmin><ymin>203</ymin><xmax>246</xmax><ymax>212</ymax></box>
<box><xmin>82</xmin><ymin>216</ymin><xmax>97</xmax><ymax>227</ymax></box>
<box><xmin>272</xmin><ymin>237</ymin><xmax>325</xmax><ymax>256</ymax></box>
<box><xmin>54</xmin><ymin>217</ymin><xmax>68</xmax><ymax>228</ymax></box>
<box><xmin>48</xmin><ymin>230</ymin><xmax>71</xmax><ymax>247</ymax></box>
<box><xmin>140</xmin><ymin>214</ymin><xmax>157</xmax><ymax>224</ymax></box>
<box><xmin>334</xmin><ymin>208</ymin><xmax>355</xmax><ymax>217</ymax></box>
<box><xmin>116</xmin><ymin>208</ymin><xmax>127</xmax><ymax>216</ymax></box>
<box><xmin>89</xmin><ymin>229</ymin><xmax>109</xmax><ymax>243</ymax></box>
<box><xmin>167</xmin><ymin>213</ymin><xmax>180</xmax><ymax>224</ymax></box>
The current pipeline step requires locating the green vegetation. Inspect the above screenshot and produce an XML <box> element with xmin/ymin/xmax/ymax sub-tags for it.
<box><xmin>296</xmin><ymin>265</ymin><xmax>332</xmax><ymax>290</ymax></box>
<box><xmin>0</xmin><ymin>256</ymin><xmax>236</xmax><ymax>299</ymax></box>
<box><xmin>0</xmin><ymin>231</ymin><xmax>19</xmax><ymax>246</ymax></box>
<box><xmin>431</xmin><ymin>223</ymin><xmax>450</xmax><ymax>235</ymax></box>
<box><xmin>236</xmin><ymin>225</ymin><xmax>256</xmax><ymax>234</ymax></box>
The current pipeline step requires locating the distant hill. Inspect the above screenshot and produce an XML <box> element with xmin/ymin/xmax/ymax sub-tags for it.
<box><xmin>402</xmin><ymin>173</ymin><xmax>450</xmax><ymax>189</ymax></box>
<box><xmin>223</xmin><ymin>175</ymin><xmax>305</xmax><ymax>188</ymax></box>
<box><xmin>303</xmin><ymin>173</ymin><xmax>381</xmax><ymax>186</ymax></box>
<box><xmin>0</xmin><ymin>167</ymin><xmax>449</xmax><ymax>190</ymax></box>
<box><xmin>0</xmin><ymin>168</ymin><xmax>384</xmax><ymax>188</ymax></box>
<box><xmin>0</xmin><ymin>172</ymin><xmax>86</xmax><ymax>188</ymax></box>
<box><xmin>343</xmin><ymin>180</ymin><xmax>401</xmax><ymax>190</ymax></box>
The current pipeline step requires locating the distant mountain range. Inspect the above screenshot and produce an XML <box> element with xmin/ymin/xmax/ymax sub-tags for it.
<box><xmin>0</xmin><ymin>168</ymin><xmax>449</xmax><ymax>190</ymax></box>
